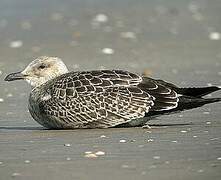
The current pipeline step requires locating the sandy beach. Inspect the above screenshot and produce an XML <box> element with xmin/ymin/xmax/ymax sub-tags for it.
<box><xmin>0</xmin><ymin>0</ymin><xmax>221</xmax><ymax>179</ymax></box>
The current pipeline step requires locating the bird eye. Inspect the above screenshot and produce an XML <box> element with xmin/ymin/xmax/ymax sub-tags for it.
<box><xmin>39</xmin><ymin>64</ymin><xmax>47</xmax><ymax>69</ymax></box>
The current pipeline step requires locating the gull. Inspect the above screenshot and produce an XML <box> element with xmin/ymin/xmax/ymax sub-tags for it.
<box><xmin>4</xmin><ymin>56</ymin><xmax>221</xmax><ymax>129</ymax></box>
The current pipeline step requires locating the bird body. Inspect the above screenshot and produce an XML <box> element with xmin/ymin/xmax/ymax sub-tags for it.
<box><xmin>4</xmin><ymin>56</ymin><xmax>221</xmax><ymax>129</ymax></box>
<box><xmin>28</xmin><ymin>70</ymin><xmax>177</xmax><ymax>129</ymax></box>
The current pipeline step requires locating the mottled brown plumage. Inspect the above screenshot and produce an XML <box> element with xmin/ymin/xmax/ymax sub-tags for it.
<box><xmin>4</xmin><ymin>56</ymin><xmax>221</xmax><ymax>129</ymax></box>
<box><xmin>29</xmin><ymin>70</ymin><xmax>177</xmax><ymax>129</ymax></box>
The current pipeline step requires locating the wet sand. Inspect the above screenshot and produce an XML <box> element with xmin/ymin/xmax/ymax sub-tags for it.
<box><xmin>0</xmin><ymin>0</ymin><xmax>221</xmax><ymax>179</ymax></box>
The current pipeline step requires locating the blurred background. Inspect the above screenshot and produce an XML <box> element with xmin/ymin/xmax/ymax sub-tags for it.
<box><xmin>1</xmin><ymin>0</ymin><xmax>221</xmax><ymax>126</ymax></box>
<box><xmin>0</xmin><ymin>1</ymin><xmax>221</xmax><ymax>179</ymax></box>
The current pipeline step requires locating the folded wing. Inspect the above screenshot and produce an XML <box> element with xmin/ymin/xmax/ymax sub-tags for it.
<box><xmin>39</xmin><ymin>70</ymin><xmax>153</xmax><ymax>128</ymax></box>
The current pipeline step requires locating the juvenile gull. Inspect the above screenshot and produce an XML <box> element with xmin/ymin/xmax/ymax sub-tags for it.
<box><xmin>4</xmin><ymin>56</ymin><xmax>221</xmax><ymax>129</ymax></box>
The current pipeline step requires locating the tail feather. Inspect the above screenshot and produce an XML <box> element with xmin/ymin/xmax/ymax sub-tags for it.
<box><xmin>147</xmin><ymin>96</ymin><xmax>221</xmax><ymax>117</ymax></box>
<box><xmin>176</xmin><ymin>96</ymin><xmax>221</xmax><ymax>111</ymax></box>
<box><xmin>176</xmin><ymin>86</ymin><xmax>221</xmax><ymax>97</ymax></box>
<box><xmin>142</xmin><ymin>77</ymin><xmax>220</xmax><ymax>117</ymax></box>
<box><xmin>144</xmin><ymin>77</ymin><xmax>220</xmax><ymax>97</ymax></box>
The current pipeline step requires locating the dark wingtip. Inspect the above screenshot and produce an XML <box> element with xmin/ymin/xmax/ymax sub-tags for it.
<box><xmin>178</xmin><ymin>86</ymin><xmax>221</xmax><ymax>98</ymax></box>
<box><xmin>211</xmin><ymin>86</ymin><xmax>221</xmax><ymax>90</ymax></box>
<box><xmin>203</xmin><ymin>97</ymin><xmax>221</xmax><ymax>104</ymax></box>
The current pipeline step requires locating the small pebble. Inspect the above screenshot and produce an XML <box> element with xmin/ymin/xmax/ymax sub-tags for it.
<box><xmin>217</xmin><ymin>157</ymin><xmax>221</xmax><ymax>160</ymax></box>
<box><xmin>102</xmin><ymin>48</ymin><xmax>114</xmax><ymax>55</ymax></box>
<box><xmin>147</xmin><ymin>139</ymin><xmax>154</xmax><ymax>142</ymax></box>
<box><xmin>84</xmin><ymin>151</ymin><xmax>93</xmax><ymax>154</ymax></box>
<box><xmin>6</xmin><ymin>112</ymin><xmax>13</xmax><ymax>115</ymax></box>
<box><xmin>100</xmin><ymin>135</ymin><xmax>106</xmax><ymax>138</ymax></box>
<box><xmin>64</xmin><ymin>143</ymin><xmax>71</xmax><ymax>147</ymax></box>
<box><xmin>209</xmin><ymin>32</ymin><xmax>220</xmax><ymax>40</ymax></box>
<box><xmin>203</xmin><ymin>111</ymin><xmax>210</xmax><ymax>115</ymax></box>
<box><xmin>0</xmin><ymin>98</ymin><xmax>4</xmax><ymax>102</ymax></box>
<box><xmin>153</xmin><ymin>156</ymin><xmax>160</xmax><ymax>160</ymax></box>
<box><xmin>193</xmin><ymin>135</ymin><xmax>198</xmax><ymax>138</ymax></box>
<box><xmin>121</xmin><ymin>164</ymin><xmax>130</xmax><ymax>168</ymax></box>
<box><xmin>93</xmin><ymin>14</ymin><xmax>108</xmax><ymax>23</ymax></box>
<box><xmin>66</xmin><ymin>157</ymin><xmax>71</xmax><ymax>161</ymax></box>
<box><xmin>145</xmin><ymin>130</ymin><xmax>152</xmax><ymax>133</ymax></box>
<box><xmin>7</xmin><ymin>93</ymin><xmax>13</xmax><ymax>97</ymax></box>
<box><xmin>24</xmin><ymin>160</ymin><xmax>31</xmax><ymax>163</ymax></box>
<box><xmin>95</xmin><ymin>151</ymin><xmax>105</xmax><ymax>156</ymax></box>
<box><xmin>120</xmin><ymin>32</ymin><xmax>136</xmax><ymax>39</ymax></box>
<box><xmin>197</xmin><ymin>169</ymin><xmax>204</xmax><ymax>173</ymax></box>
<box><xmin>181</xmin><ymin>130</ymin><xmax>187</xmax><ymax>133</ymax></box>
<box><xmin>206</xmin><ymin>121</ymin><xmax>211</xmax><ymax>125</ymax></box>
<box><xmin>84</xmin><ymin>153</ymin><xmax>98</xmax><ymax>158</ymax></box>
<box><xmin>210</xmin><ymin>137</ymin><xmax>219</xmax><ymax>141</ymax></box>
<box><xmin>12</xmin><ymin>173</ymin><xmax>21</xmax><ymax>177</ymax></box>
<box><xmin>119</xmin><ymin>139</ymin><xmax>126</xmax><ymax>143</ymax></box>
<box><xmin>0</xmin><ymin>70</ymin><xmax>2</xmax><ymax>76</ymax></box>
<box><xmin>171</xmin><ymin>140</ymin><xmax>177</xmax><ymax>143</ymax></box>
<box><xmin>10</xmin><ymin>40</ymin><xmax>23</xmax><ymax>48</ymax></box>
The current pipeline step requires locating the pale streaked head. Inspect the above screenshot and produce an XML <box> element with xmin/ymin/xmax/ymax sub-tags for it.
<box><xmin>4</xmin><ymin>56</ymin><xmax>69</xmax><ymax>88</ymax></box>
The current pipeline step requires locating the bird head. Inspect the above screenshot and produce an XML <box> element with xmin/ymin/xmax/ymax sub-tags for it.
<box><xmin>4</xmin><ymin>56</ymin><xmax>69</xmax><ymax>88</ymax></box>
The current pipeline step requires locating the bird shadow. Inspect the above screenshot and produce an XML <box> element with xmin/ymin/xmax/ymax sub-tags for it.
<box><xmin>0</xmin><ymin>123</ymin><xmax>194</xmax><ymax>131</ymax></box>
<box><xmin>148</xmin><ymin>122</ymin><xmax>193</xmax><ymax>126</ymax></box>
<box><xmin>143</xmin><ymin>122</ymin><xmax>194</xmax><ymax>128</ymax></box>
<box><xmin>0</xmin><ymin>126</ymin><xmax>45</xmax><ymax>131</ymax></box>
